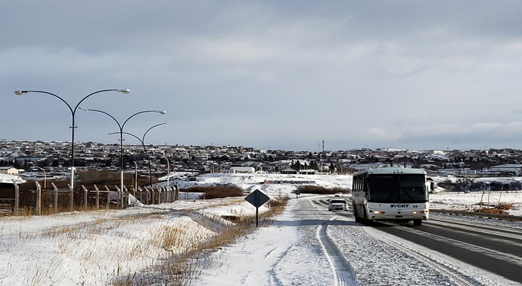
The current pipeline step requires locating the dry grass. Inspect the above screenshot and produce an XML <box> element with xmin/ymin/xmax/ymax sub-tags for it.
<box><xmin>6</xmin><ymin>193</ymin><xmax>289</xmax><ymax>286</ymax></box>
<box><xmin>182</xmin><ymin>185</ymin><xmax>244</xmax><ymax>199</ymax></box>
<box><xmin>295</xmin><ymin>186</ymin><xmax>350</xmax><ymax>195</ymax></box>
<box><xmin>113</xmin><ymin>196</ymin><xmax>290</xmax><ymax>286</ymax></box>
<box><xmin>12</xmin><ymin>204</ymin><xmax>116</xmax><ymax>217</ymax></box>
<box><xmin>477</xmin><ymin>203</ymin><xmax>514</xmax><ymax>215</ymax></box>
<box><xmin>42</xmin><ymin>219</ymin><xmax>111</xmax><ymax>238</ymax></box>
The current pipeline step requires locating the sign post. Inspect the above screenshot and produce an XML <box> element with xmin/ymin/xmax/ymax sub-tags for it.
<box><xmin>245</xmin><ymin>189</ymin><xmax>270</xmax><ymax>227</ymax></box>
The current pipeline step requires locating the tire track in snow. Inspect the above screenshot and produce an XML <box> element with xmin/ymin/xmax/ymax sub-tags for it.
<box><xmin>316</xmin><ymin>217</ymin><xmax>357</xmax><ymax>286</ymax></box>
<box><xmin>267</xmin><ymin>246</ymin><xmax>290</xmax><ymax>286</ymax></box>
<box><xmin>308</xmin><ymin>198</ymin><xmax>356</xmax><ymax>285</ymax></box>
<box><xmin>264</xmin><ymin>246</ymin><xmax>280</xmax><ymax>259</ymax></box>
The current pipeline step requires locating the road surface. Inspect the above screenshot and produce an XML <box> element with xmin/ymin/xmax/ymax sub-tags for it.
<box><xmin>313</xmin><ymin>196</ymin><xmax>522</xmax><ymax>284</ymax></box>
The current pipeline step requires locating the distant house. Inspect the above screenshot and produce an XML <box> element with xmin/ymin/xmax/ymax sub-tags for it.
<box><xmin>349</xmin><ymin>163</ymin><xmax>387</xmax><ymax>171</ymax></box>
<box><xmin>298</xmin><ymin>169</ymin><xmax>316</xmax><ymax>175</ymax></box>
<box><xmin>280</xmin><ymin>168</ymin><xmax>297</xmax><ymax>174</ymax></box>
<box><xmin>0</xmin><ymin>173</ymin><xmax>26</xmax><ymax>184</ymax></box>
<box><xmin>230</xmin><ymin>167</ymin><xmax>255</xmax><ymax>174</ymax></box>
<box><xmin>419</xmin><ymin>164</ymin><xmax>440</xmax><ymax>170</ymax></box>
<box><xmin>0</xmin><ymin>167</ymin><xmax>19</xmax><ymax>175</ymax></box>
<box><xmin>489</xmin><ymin>164</ymin><xmax>522</xmax><ymax>175</ymax></box>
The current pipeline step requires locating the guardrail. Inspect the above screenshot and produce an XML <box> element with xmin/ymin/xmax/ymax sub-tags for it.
<box><xmin>431</xmin><ymin>209</ymin><xmax>522</xmax><ymax>222</ymax></box>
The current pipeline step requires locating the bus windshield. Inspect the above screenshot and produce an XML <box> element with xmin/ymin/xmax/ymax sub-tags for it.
<box><xmin>368</xmin><ymin>174</ymin><xmax>428</xmax><ymax>203</ymax></box>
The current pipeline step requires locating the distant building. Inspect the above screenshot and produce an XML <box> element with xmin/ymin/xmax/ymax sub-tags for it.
<box><xmin>489</xmin><ymin>164</ymin><xmax>522</xmax><ymax>175</ymax></box>
<box><xmin>349</xmin><ymin>163</ymin><xmax>387</xmax><ymax>171</ymax></box>
<box><xmin>230</xmin><ymin>167</ymin><xmax>255</xmax><ymax>174</ymax></box>
<box><xmin>0</xmin><ymin>173</ymin><xmax>26</xmax><ymax>184</ymax></box>
<box><xmin>280</xmin><ymin>168</ymin><xmax>297</xmax><ymax>174</ymax></box>
<box><xmin>0</xmin><ymin>167</ymin><xmax>19</xmax><ymax>175</ymax></box>
<box><xmin>419</xmin><ymin>164</ymin><xmax>440</xmax><ymax>170</ymax></box>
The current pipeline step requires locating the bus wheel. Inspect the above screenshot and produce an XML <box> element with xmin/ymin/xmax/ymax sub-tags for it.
<box><xmin>353</xmin><ymin>204</ymin><xmax>361</xmax><ymax>222</ymax></box>
<box><xmin>362</xmin><ymin>207</ymin><xmax>372</xmax><ymax>225</ymax></box>
<box><xmin>413</xmin><ymin>220</ymin><xmax>422</xmax><ymax>226</ymax></box>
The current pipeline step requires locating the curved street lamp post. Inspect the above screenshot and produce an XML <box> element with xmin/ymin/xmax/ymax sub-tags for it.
<box><xmin>35</xmin><ymin>166</ymin><xmax>47</xmax><ymax>189</ymax></box>
<box><xmin>133</xmin><ymin>161</ymin><xmax>138</xmax><ymax>197</ymax></box>
<box><xmin>161</xmin><ymin>153</ymin><xmax>170</xmax><ymax>189</ymax></box>
<box><xmin>109</xmin><ymin>122</ymin><xmax>167</xmax><ymax>186</ymax></box>
<box><xmin>80</xmin><ymin>108</ymin><xmax>166</xmax><ymax>206</ymax></box>
<box><xmin>14</xmin><ymin>89</ymin><xmax>130</xmax><ymax>190</ymax></box>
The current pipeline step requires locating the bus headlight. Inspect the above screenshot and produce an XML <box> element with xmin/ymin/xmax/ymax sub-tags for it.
<box><xmin>374</xmin><ymin>211</ymin><xmax>385</xmax><ymax>214</ymax></box>
<box><xmin>413</xmin><ymin>211</ymin><xmax>418</xmax><ymax>215</ymax></box>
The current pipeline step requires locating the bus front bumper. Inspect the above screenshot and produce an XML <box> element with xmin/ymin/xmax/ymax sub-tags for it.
<box><xmin>369</xmin><ymin>210</ymin><xmax>429</xmax><ymax>221</ymax></box>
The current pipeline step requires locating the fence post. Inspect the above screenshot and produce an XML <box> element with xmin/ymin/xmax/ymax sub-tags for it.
<box><xmin>175</xmin><ymin>184</ymin><xmax>179</xmax><ymax>201</ymax></box>
<box><xmin>138</xmin><ymin>186</ymin><xmax>143</xmax><ymax>203</ymax></box>
<box><xmin>123</xmin><ymin>186</ymin><xmax>129</xmax><ymax>208</ymax></box>
<box><xmin>105</xmin><ymin>185</ymin><xmax>111</xmax><ymax>209</ymax></box>
<box><xmin>143</xmin><ymin>186</ymin><xmax>148</xmax><ymax>204</ymax></box>
<box><xmin>35</xmin><ymin>181</ymin><xmax>42</xmax><ymax>215</ymax></box>
<box><xmin>68</xmin><ymin>184</ymin><xmax>74</xmax><ymax>212</ymax></box>
<box><xmin>81</xmin><ymin>185</ymin><xmax>89</xmax><ymax>210</ymax></box>
<box><xmin>51</xmin><ymin>182</ymin><xmax>59</xmax><ymax>214</ymax></box>
<box><xmin>151</xmin><ymin>186</ymin><xmax>156</xmax><ymax>205</ymax></box>
<box><xmin>144</xmin><ymin>187</ymin><xmax>152</xmax><ymax>205</ymax></box>
<box><xmin>94</xmin><ymin>185</ymin><xmax>100</xmax><ymax>210</ymax></box>
<box><xmin>12</xmin><ymin>180</ymin><xmax>19</xmax><ymax>216</ymax></box>
<box><xmin>144</xmin><ymin>186</ymin><xmax>149</xmax><ymax>204</ymax></box>
<box><xmin>115</xmin><ymin>186</ymin><xmax>122</xmax><ymax>209</ymax></box>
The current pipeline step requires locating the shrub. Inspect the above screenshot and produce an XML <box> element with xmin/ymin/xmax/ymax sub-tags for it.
<box><xmin>78</xmin><ymin>170</ymin><xmax>140</xmax><ymax>185</ymax></box>
<box><xmin>477</xmin><ymin>203</ymin><xmax>513</xmax><ymax>215</ymax></box>
<box><xmin>294</xmin><ymin>186</ymin><xmax>350</xmax><ymax>195</ymax></box>
<box><xmin>265</xmin><ymin>196</ymin><xmax>290</xmax><ymax>211</ymax></box>
<box><xmin>182</xmin><ymin>185</ymin><xmax>244</xmax><ymax>199</ymax></box>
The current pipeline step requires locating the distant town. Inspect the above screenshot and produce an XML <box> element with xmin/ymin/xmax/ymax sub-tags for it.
<box><xmin>2</xmin><ymin>139</ymin><xmax>522</xmax><ymax>179</ymax></box>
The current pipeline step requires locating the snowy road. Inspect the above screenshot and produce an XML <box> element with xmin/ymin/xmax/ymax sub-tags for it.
<box><xmin>313</xmin><ymin>197</ymin><xmax>522</xmax><ymax>285</ymax></box>
<box><xmin>364</xmin><ymin>217</ymin><xmax>522</xmax><ymax>283</ymax></box>
<box><xmin>198</xmin><ymin>197</ymin><xmax>521</xmax><ymax>285</ymax></box>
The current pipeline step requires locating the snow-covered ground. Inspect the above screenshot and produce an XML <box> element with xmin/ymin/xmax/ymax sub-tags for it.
<box><xmin>1</xmin><ymin>173</ymin><xmax>522</xmax><ymax>285</ymax></box>
<box><xmin>430</xmin><ymin>191</ymin><xmax>522</xmax><ymax>216</ymax></box>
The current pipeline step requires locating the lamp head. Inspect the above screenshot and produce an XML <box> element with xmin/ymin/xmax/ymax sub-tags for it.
<box><xmin>118</xmin><ymin>89</ymin><xmax>130</xmax><ymax>94</ymax></box>
<box><xmin>14</xmin><ymin>90</ymin><xmax>27</xmax><ymax>96</ymax></box>
<box><xmin>158</xmin><ymin>110</ymin><xmax>167</xmax><ymax>114</ymax></box>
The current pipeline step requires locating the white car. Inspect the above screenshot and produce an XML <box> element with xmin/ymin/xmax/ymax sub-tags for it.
<box><xmin>328</xmin><ymin>199</ymin><xmax>347</xmax><ymax>211</ymax></box>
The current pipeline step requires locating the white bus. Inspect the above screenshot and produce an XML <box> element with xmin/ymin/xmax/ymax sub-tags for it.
<box><xmin>352</xmin><ymin>167</ymin><xmax>430</xmax><ymax>226</ymax></box>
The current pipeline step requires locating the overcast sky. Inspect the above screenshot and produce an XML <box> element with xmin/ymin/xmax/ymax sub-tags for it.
<box><xmin>2</xmin><ymin>1</ymin><xmax>522</xmax><ymax>151</ymax></box>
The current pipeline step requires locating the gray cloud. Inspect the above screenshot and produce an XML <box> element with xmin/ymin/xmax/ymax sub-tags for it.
<box><xmin>3</xmin><ymin>1</ymin><xmax>522</xmax><ymax>151</ymax></box>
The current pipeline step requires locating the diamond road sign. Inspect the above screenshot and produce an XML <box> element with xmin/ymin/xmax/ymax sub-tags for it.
<box><xmin>245</xmin><ymin>189</ymin><xmax>270</xmax><ymax>207</ymax></box>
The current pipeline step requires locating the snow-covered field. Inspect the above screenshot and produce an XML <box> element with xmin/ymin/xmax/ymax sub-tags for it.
<box><xmin>1</xmin><ymin>173</ymin><xmax>522</xmax><ymax>285</ymax></box>
<box><xmin>430</xmin><ymin>191</ymin><xmax>522</xmax><ymax>216</ymax></box>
